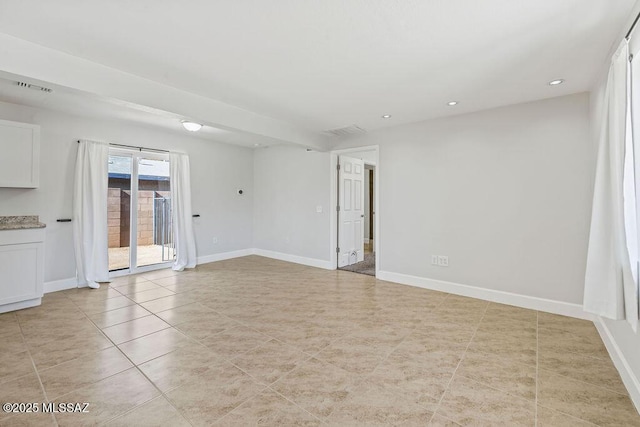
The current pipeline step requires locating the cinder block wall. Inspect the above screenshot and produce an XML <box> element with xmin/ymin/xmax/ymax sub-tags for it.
<box><xmin>137</xmin><ymin>190</ymin><xmax>155</xmax><ymax>246</ymax></box>
<box><xmin>120</xmin><ymin>190</ymin><xmax>130</xmax><ymax>247</ymax></box>
<box><xmin>107</xmin><ymin>189</ymin><xmax>169</xmax><ymax>248</ymax></box>
<box><xmin>107</xmin><ymin>188</ymin><xmax>121</xmax><ymax>248</ymax></box>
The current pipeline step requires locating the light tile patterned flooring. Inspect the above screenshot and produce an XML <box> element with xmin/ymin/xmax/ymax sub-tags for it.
<box><xmin>1</xmin><ymin>255</ymin><xmax>639</xmax><ymax>426</ymax></box>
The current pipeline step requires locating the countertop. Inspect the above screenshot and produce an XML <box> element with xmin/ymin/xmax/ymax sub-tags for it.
<box><xmin>0</xmin><ymin>216</ymin><xmax>46</xmax><ymax>230</ymax></box>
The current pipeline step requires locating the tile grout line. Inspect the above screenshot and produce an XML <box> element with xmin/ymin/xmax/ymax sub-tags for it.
<box><xmin>417</xmin><ymin>291</ymin><xmax>454</xmax><ymax>424</ymax></box>
<box><xmin>105</xmin><ymin>394</ymin><xmax>193</xmax><ymax>426</ymax></box>
<box><xmin>68</xmin><ymin>296</ymin><xmax>196</xmax><ymax>427</ymax></box>
<box><xmin>66</xmin><ymin>290</ymin><xmax>172</xmax><ymax>345</ymax></box>
<box><xmin>102</xmin><ymin>322</ymin><xmax>173</xmax><ymax>345</ymax></box>
<box><xmin>14</xmin><ymin>310</ymin><xmax>59</xmax><ymax>427</ymax></box>
<box><xmin>447</xmin><ymin>353</ymin><xmax>538</xmax><ymax>405</ymax></box>
<box><xmin>267</xmin><ymin>386</ymin><xmax>329</xmax><ymax>424</ymax></box>
<box><xmin>195</xmin><ymin>301</ymin><xmax>348</xmax><ymax>361</ymax></box>
<box><xmin>535</xmin><ymin>402</ymin><xmax>601</xmax><ymax>427</ymax></box>
<box><xmin>6</xmin><ymin>269</ymin><xmax>303</xmax><ymax>424</ymax></box>
<box><xmin>537</xmin><ymin>367</ymin><xmax>634</xmax><ymax>397</ymax></box>
<box><xmin>88</xmin><ymin>309</ymin><xmax>154</xmax><ymax>330</ymax></box>
<box><xmin>297</xmin><ymin>293</ymin><xmax>485</xmax><ymax>423</ymax></box>
<box><xmin>537</xmin><ymin>318</ymin><xmax>632</xmax><ymax>397</ymax></box>
<box><xmin>118</xmin><ymin>302</ymin><xmax>320</xmax><ymax>424</ymax></box>
<box><xmin>535</xmin><ymin>310</ymin><xmax>539</xmax><ymax>427</ymax></box>
<box><xmin>8</xmin><ymin>263</ymin><xmax>637</xmax><ymax>426</ymax></box>
<box><xmin>430</xmin><ymin>300</ymin><xmax>490</xmax><ymax>420</ymax></box>
<box><xmin>352</xmin><ymin>292</ymin><xmax>451</xmax><ymax>382</ymax></box>
<box><xmin>336</xmin><ymin>298</ymin><xmax>454</xmax><ymax>421</ymax></box>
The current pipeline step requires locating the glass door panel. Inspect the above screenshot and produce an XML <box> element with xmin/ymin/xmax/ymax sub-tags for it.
<box><xmin>107</xmin><ymin>155</ymin><xmax>132</xmax><ymax>271</ymax></box>
<box><xmin>136</xmin><ymin>157</ymin><xmax>174</xmax><ymax>267</ymax></box>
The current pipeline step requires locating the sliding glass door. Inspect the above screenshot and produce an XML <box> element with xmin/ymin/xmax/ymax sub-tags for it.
<box><xmin>107</xmin><ymin>154</ymin><xmax>132</xmax><ymax>271</ymax></box>
<box><xmin>108</xmin><ymin>149</ymin><xmax>173</xmax><ymax>274</ymax></box>
<box><xmin>136</xmin><ymin>156</ymin><xmax>174</xmax><ymax>267</ymax></box>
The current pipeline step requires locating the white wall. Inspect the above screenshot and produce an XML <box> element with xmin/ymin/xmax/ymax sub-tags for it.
<box><xmin>253</xmin><ymin>145</ymin><xmax>331</xmax><ymax>262</ymax></box>
<box><xmin>334</xmin><ymin>93</ymin><xmax>593</xmax><ymax>304</ymax></box>
<box><xmin>0</xmin><ymin>101</ymin><xmax>254</xmax><ymax>284</ymax></box>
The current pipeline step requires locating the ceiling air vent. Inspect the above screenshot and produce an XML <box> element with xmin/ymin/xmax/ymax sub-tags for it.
<box><xmin>324</xmin><ymin>124</ymin><xmax>366</xmax><ymax>137</ymax></box>
<box><xmin>16</xmin><ymin>81</ymin><xmax>53</xmax><ymax>93</ymax></box>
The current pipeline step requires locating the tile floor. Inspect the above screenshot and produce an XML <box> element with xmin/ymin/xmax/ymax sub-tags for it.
<box><xmin>1</xmin><ymin>255</ymin><xmax>639</xmax><ymax>426</ymax></box>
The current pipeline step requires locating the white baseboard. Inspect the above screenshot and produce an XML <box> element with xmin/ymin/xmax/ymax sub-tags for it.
<box><xmin>0</xmin><ymin>298</ymin><xmax>42</xmax><ymax>313</ymax></box>
<box><xmin>44</xmin><ymin>277</ymin><xmax>82</xmax><ymax>293</ymax></box>
<box><xmin>377</xmin><ymin>270</ymin><xmax>591</xmax><ymax>320</ymax></box>
<box><xmin>46</xmin><ymin>248</ymin><xmax>262</xmax><ymax>293</ymax></box>
<box><xmin>594</xmin><ymin>318</ymin><xmax>640</xmax><ymax>413</ymax></box>
<box><xmin>253</xmin><ymin>248</ymin><xmax>333</xmax><ymax>270</ymax></box>
<box><xmin>45</xmin><ymin>249</ymin><xmax>329</xmax><ymax>294</ymax></box>
<box><xmin>197</xmin><ymin>249</ymin><xmax>255</xmax><ymax>265</ymax></box>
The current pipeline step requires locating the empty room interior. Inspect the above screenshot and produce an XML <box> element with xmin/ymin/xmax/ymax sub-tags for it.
<box><xmin>2</xmin><ymin>1</ymin><xmax>640</xmax><ymax>426</ymax></box>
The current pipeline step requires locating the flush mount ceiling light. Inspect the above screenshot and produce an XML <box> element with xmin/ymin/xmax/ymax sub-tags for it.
<box><xmin>548</xmin><ymin>79</ymin><xmax>564</xmax><ymax>86</ymax></box>
<box><xmin>181</xmin><ymin>120</ymin><xmax>202</xmax><ymax>132</ymax></box>
<box><xmin>381</xmin><ymin>114</ymin><xmax>391</xmax><ymax>119</ymax></box>
<box><xmin>447</xmin><ymin>101</ymin><xmax>459</xmax><ymax>106</ymax></box>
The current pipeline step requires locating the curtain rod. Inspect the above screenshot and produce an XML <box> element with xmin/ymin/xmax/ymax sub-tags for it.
<box><xmin>626</xmin><ymin>10</ymin><xmax>640</xmax><ymax>40</ymax></box>
<box><xmin>77</xmin><ymin>140</ymin><xmax>170</xmax><ymax>154</ymax></box>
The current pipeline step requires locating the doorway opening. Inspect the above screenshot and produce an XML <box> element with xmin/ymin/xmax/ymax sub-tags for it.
<box><xmin>333</xmin><ymin>148</ymin><xmax>378</xmax><ymax>277</ymax></box>
<box><xmin>108</xmin><ymin>148</ymin><xmax>175</xmax><ymax>274</ymax></box>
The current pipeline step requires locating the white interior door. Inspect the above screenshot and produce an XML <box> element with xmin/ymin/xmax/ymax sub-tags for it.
<box><xmin>338</xmin><ymin>155</ymin><xmax>365</xmax><ymax>267</ymax></box>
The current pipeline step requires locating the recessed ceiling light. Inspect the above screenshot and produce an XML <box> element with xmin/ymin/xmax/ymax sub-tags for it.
<box><xmin>447</xmin><ymin>101</ymin><xmax>458</xmax><ymax>106</ymax></box>
<box><xmin>548</xmin><ymin>79</ymin><xmax>564</xmax><ymax>86</ymax></box>
<box><xmin>181</xmin><ymin>120</ymin><xmax>202</xmax><ymax>132</ymax></box>
<box><xmin>382</xmin><ymin>114</ymin><xmax>391</xmax><ymax>119</ymax></box>
<box><xmin>254</xmin><ymin>143</ymin><xmax>261</xmax><ymax>147</ymax></box>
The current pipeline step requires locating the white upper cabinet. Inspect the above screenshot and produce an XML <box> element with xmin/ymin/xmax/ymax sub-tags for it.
<box><xmin>0</xmin><ymin>119</ymin><xmax>40</xmax><ymax>188</ymax></box>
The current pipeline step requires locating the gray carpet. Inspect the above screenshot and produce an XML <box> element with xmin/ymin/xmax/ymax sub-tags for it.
<box><xmin>340</xmin><ymin>252</ymin><xmax>375</xmax><ymax>276</ymax></box>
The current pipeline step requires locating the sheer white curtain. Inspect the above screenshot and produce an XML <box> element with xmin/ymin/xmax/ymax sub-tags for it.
<box><xmin>585</xmin><ymin>40</ymin><xmax>639</xmax><ymax>331</ymax></box>
<box><xmin>73</xmin><ymin>140</ymin><xmax>110</xmax><ymax>289</ymax></box>
<box><xmin>170</xmin><ymin>152</ymin><xmax>197</xmax><ymax>270</ymax></box>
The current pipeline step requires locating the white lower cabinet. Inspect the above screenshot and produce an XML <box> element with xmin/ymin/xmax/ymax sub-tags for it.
<box><xmin>0</xmin><ymin>229</ymin><xmax>45</xmax><ymax>313</ymax></box>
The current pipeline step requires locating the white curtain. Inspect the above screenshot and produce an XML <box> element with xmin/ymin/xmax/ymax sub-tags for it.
<box><xmin>170</xmin><ymin>152</ymin><xmax>197</xmax><ymax>270</ymax></box>
<box><xmin>73</xmin><ymin>140</ymin><xmax>110</xmax><ymax>289</ymax></box>
<box><xmin>584</xmin><ymin>40</ymin><xmax>639</xmax><ymax>331</ymax></box>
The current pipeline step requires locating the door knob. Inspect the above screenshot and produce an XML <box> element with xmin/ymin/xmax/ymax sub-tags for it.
<box><xmin>360</xmin><ymin>214</ymin><xmax>365</xmax><ymax>217</ymax></box>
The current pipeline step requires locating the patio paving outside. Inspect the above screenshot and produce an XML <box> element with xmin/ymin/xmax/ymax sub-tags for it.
<box><xmin>108</xmin><ymin>245</ymin><xmax>175</xmax><ymax>271</ymax></box>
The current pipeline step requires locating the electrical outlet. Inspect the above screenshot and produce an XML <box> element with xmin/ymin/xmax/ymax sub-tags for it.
<box><xmin>438</xmin><ymin>256</ymin><xmax>449</xmax><ymax>267</ymax></box>
<box><xmin>431</xmin><ymin>255</ymin><xmax>438</xmax><ymax>265</ymax></box>
<box><xmin>316</xmin><ymin>205</ymin><xmax>323</xmax><ymax>213</ymax></box>
<box><xmin>212</xmin><ymin>237</ymin><xmax>218</xmax><ymax>244</ymax></box>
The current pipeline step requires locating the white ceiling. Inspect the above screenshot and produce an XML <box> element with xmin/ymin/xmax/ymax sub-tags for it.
<box><xmin>0</xmin><ymin>0</ymin><xmax>635</xmax><ymax>138</ymax></box>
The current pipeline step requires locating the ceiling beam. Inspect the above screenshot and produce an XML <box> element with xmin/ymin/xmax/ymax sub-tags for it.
<box><xmin>0</xmin><ymin>32</ymin><xmax>331</xmax><ymax>151</ymax></box>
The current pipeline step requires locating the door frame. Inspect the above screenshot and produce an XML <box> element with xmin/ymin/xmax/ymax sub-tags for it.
<box><xmin>330</xmin><ymin>145</ymin><xmax>380</xmax><ymax>277</ymax></box>
<box><xmin>366</xmin><ymin>165</ymin><xmax>375</xmax><ymax>249</ymax></box>
<box><xmin>108</xmin><ymin>147</ymin><xmax>173</xmax><ymax>279</ymax></box>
